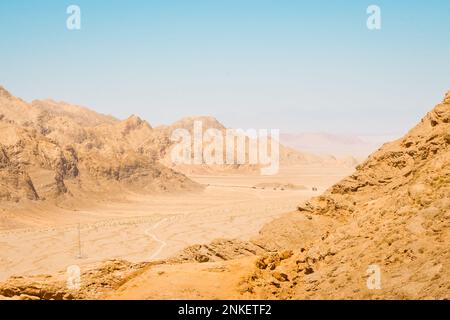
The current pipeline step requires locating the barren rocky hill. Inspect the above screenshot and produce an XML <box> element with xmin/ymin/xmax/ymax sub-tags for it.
<box><xmin>240</xmin><ymin>91</ymin><xmax>450</xmax><ymax>299</ymax></box>
<box><xmin>154</xmin><ymin>115</ymin><xmax>355</xmax><ymax>175</ymax></box>
<box><xmin>0</xmin><ymin>87</ymin><xmax>200</xmax><ymax>204</ymax></box>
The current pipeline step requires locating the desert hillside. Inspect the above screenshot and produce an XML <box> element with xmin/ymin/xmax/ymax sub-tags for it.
<box><xmin>0</xmin><ymin>86</ymin><xmax>201</xmax><ymax>205</ymax></box>
<box><xmin>241</xmin><ymin>90</ymin><xmax>450</xmax><ymax>299</ymax></box>
<box><xmin>155</xmin><ymin>115</ymin><xmax>356</xmax><ymax>175</ymax></box>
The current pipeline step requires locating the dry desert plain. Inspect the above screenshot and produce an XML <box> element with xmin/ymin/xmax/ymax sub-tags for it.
<box><xmin>0</xmin><ymin>164</ymin><xmax>352</xmax><ymax>283</ymax></box>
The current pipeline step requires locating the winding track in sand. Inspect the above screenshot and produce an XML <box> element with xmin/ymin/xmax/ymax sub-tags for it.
<box><xmin>0</xmin><ymin>165</ymin><xmax>353</xmax><ymax>281</ymax></box>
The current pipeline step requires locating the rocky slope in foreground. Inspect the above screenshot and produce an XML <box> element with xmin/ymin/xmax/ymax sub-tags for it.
<box><xmin>241</xmin><ymin>91</ymin><xmax>450</xmax><ymax>299</ymax></box>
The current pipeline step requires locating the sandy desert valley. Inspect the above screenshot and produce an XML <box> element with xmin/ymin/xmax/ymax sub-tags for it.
<box><xmin>0</xmin><ymin>166</ymin><xmax>352</xmax><ymax>283</ymax></box>
<box><xmin>0</xmin><ymin>86</ymin><xmax>449</xmax><ymax>300</ymax></box>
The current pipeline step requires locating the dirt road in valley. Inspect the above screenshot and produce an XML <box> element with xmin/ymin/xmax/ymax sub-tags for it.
<box><xmin>0</xmin><ymin>165</ymin><xmax>353</xmax><ymax>281</ymax></box>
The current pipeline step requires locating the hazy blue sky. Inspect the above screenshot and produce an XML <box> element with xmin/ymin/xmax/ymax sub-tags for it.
<box><xmin>0</xmin><ymin>0</ymin><xmax>449</xmax><ymax>134</ymax></box>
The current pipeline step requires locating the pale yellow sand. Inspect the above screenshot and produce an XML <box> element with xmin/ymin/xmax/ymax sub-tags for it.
<box><xmin>0</xmin><ymin>165</ymin><xmax>352</xmax><ymax>281</ymax></box>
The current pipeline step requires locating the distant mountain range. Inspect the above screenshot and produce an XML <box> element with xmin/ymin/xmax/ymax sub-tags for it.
<box><xmin>280</xmin><ymin>132</ymin><xmax>401</xmax><ymax>160</ymax></box>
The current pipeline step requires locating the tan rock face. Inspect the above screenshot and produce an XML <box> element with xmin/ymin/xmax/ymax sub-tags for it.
<box><xmin>0</xmin><ymin>87</ymin><xmax>201</xmax><ymax>203</ymax></box>
<box><xmin>0</xmin><ymin>169</ymin><xmax>39</xmax><ymax>202</ymax></box>
<box><xmin>0</xmin><ymin>143</ymin><xmax>39</xmax><ymax>201</ymax></box>
<box><xmin>0</xmin><ymin>260</ymin><xmax>144</xmax><ymax>300</ymax></box>
<box><xmin>240</xmin><ymin>91</ymin><xmax>450</xmax><ymax>300</ymax></box>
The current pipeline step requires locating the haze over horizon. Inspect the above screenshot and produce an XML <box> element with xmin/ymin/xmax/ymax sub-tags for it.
<box><xmin>1</xmin><ymin>0</ymin><xmax>449</xmax><ymax>135</ymax></box>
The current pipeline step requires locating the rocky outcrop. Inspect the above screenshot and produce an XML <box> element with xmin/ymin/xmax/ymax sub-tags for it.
<box><xmin>0</xmin><ymin>145</ymin><xmax>39</xmax><ymax>201</ymax></box>
<box><xmin>0</xmin><ymin>260</ymin><xmax>147</xmax><ymax>300</ymax></box>
<box><xmin>240</xmin><ymin>91</ymin><xmax>450</xmax><ymax>299</ymax></box>
<box><xmin>169</xmin><ymin>239</ymin><xmax>266</xmax><ymax>263</ymax></box>
<box><xmin>0</xmin><ymin>87</ymin><xmax>202</xmax><ymax>203</ymax></box>
<box><xmin>0</xmin><ymin>168</ymin><xmax>39</xmax><ymax>202</ymax></box>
